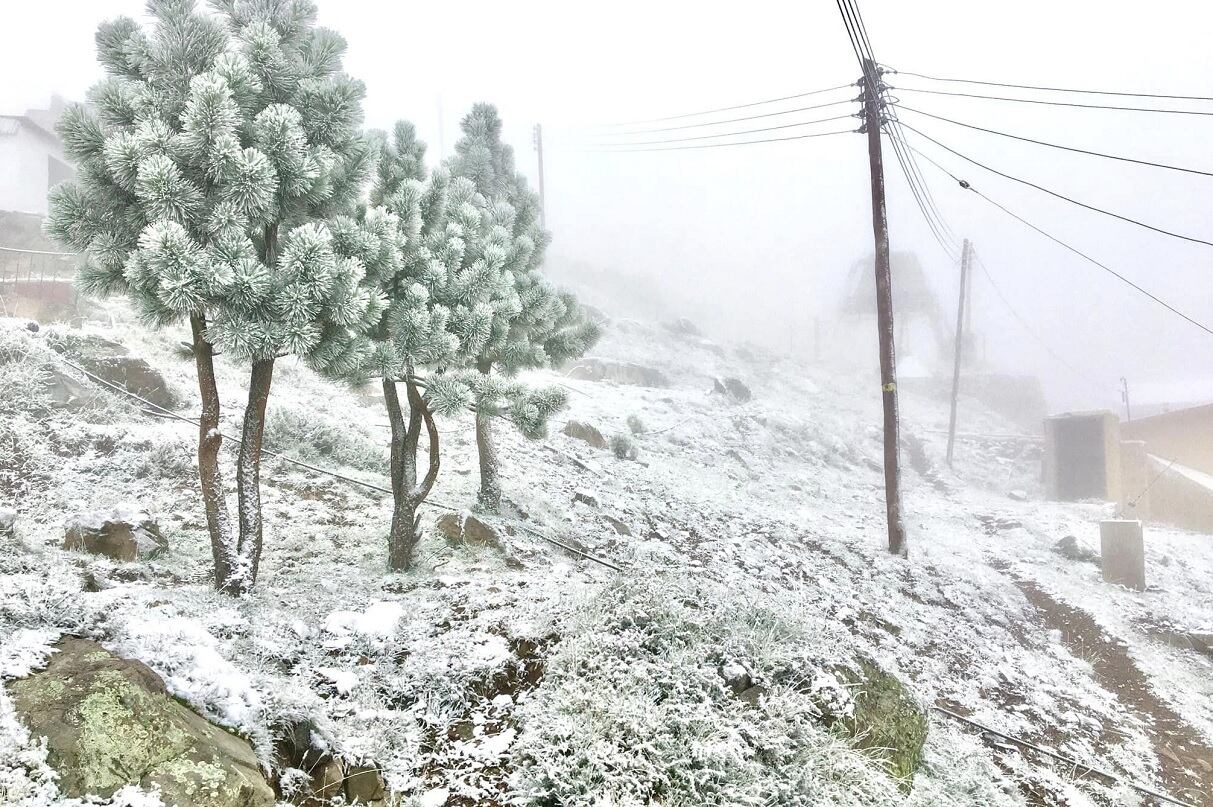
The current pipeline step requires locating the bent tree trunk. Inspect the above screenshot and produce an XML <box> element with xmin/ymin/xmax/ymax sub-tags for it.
<box><xmin>474</xmin><ymin>362</ymin><xmax>501</xmax><ymax>511</ymax></box>
<box><xmin>190</xmin><ymin>314</ymin><xmax>234</xmax><ymax>588</ymax></box>
<box><xmin>383</xmin><ymin>374</ymin><xmax>440</xmax><ymax>571</ymax></box>
<box><xmin>229</xmin><ymin>357</ymin><xmax>275</xmax><ymax>594</ymax></box>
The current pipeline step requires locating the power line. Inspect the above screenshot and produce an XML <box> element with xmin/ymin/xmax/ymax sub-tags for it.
<box><xmin>577</xmin><ymin>127</ymin><xmax>857</xmax><ymax>153</ymax></box>
<box><xmin>887</xmin><ymin>68</ymin><xmax>1213</xmax><ymax>103</ymax></box>
<box><xmin>585</xmin><ymin>112</ymin><xmax>856</xmax><ymax>147</ymax></box>
<box><xmin>894</xmin><ymin>104</ymin><xmax>1213</xmax><ymax>178</ymax></box>
<box><xmin>898</xmin><ymin>121</ymin><xmax>1213</xmax><ymax>249</ymax></box>
<box><xmin>890</xmin><ymin>85</ymin><xmax>1213</xmax><ymax>117</ymax></box>
<box><xmin>601</xmin><ymin>98</ymin><xmax>857</xmax><ymax>136</ymax></box>
<box><xmin>971</xmin><ymin>250</ymin><xmax>1113</xmax><ymax>393</ymax></box>
<box><xmin>904</xmin><ymin>139</ymin><xmax>1213</xmax><ymax>338</ymax></box>
<box><xmin>594</xmin><ymin>82</ymin><xmax>857</xmax><ymax>128</ymax></box>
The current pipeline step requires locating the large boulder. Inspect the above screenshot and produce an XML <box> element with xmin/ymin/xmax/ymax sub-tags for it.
<box><xmin>64</xmin><ymin>507</ymin><xmax>168</xmax><ymax>562</ymax></box>
<box><xmin>563</xmin><ymin>420</ymin><xmax>607</xmax><ymax>449</ymax></box>
<box><xmin>435</xmin><ymin>512</ymin><xmax>505</xmax><ymax>552</ymax></box>
<box><xmin>6</xmin><ymin>637</ymin><xmax>274</xmax><ymax>806</ymax></box>
<box><xmin>50</xmin><ymin>335</ymin><xmax>178</xmax><ymax>409</ymax></box>
<box><xmin>566</xmin><ymin>358</ymin><xmax>669</xmax><ymax>388</ymax></box>
<box><xmin>712</xmin><ymin>376</ymin><xmax>753</xmax><ymax>403</ymax></box>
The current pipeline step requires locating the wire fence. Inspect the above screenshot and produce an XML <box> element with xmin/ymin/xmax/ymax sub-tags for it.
<box><xmin>0</xmin><ymin>245</ymin><xmax>77</xmax><ymax>286</ymax></box>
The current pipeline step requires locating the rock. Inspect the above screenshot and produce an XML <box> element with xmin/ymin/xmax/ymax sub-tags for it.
<box><xmin>463</xmin><ymin>515</ymin><xmax>503</xmax><ymax>549</ymax></box>
<box><xmin>712</xmin><ymin>376</ymin><xmax>753</xmax><ymax>402</ymax></box>
<box><xmin>603</xmin><ymin>515</ymin><xmax>632</xmax><ymax>536</ymax></box>
<box><xmin>309</xmin><ymin>758</ymin><xmax>344</xmax><ymax>804</ymax></box>
<box><xmin>834</xmin><ymin>659</ymin><xmax>927</xmax><ymax>789</ymax></box>
<box><xmin>1008</xmin><ymin>489</ymin><xmax>1028</xmax><ymax>501</ymax></box>
<box><xmin>42</xmin><ymin>368</ymin><xmax>99</xmax><ymax>410</ymax></box>
<box><xmin>0</xmin><ymin>507</ymin><xmax>15</xmax><ymax>538</ymax></box>
<box><xmin>50</xmin><ymin>334</ymin><xmax>178</xmax><ymax>409</ymax></box>
<box><xmin>566</xmin><ymin>358</ymin><xmax>669</xmax><ymax>387</ymax></box>
<box><xmin>663</xmin><ymin>317</ymin><xmax>701</xmax><ymax>337</ymax></box>
<box><xmin>435</xmin><ymin>512</ymin><xmax>505</xmax><ymax>552</ymax></box>
<box><xmin>435</xmin><ymin>512</ymin><xmax>463</xmax><ymax>544</ymax></box>
<box><xmin>345</xmin><ymin>764</ymin><xmax>386</xmax><ymax>803</ymax></box>
<box><xmin>64</xmin><ymin>507</ymin><xmax>167</xmax><ymax>562</ymax></box>
<box><xmin>720</xmin><ymin>661</ymin><xmax>752</xmax><ymax>695</ymax></box>
<box><xmin>574</xmin><ymin>489</ymin><xmax>600</xmax><ymax>508</ymax></box>
<box><xmin>6</xmin><ymin>637</ymin><xmax>275</xmax><ymax>806</ymax></box>
<box><xmin>737</xmin><ymin>684</ymin><xmax>767</xmax><ymax>706</ymax></box>
<box><xmin>563</xmin><ymin>420</ymin><xmax>607</xmax><ymax>449</ymax></box>
<box><xmin>1054</xmin><ymin>535</ymin><xmax>1099</xmax><ymax>564</ymax></box>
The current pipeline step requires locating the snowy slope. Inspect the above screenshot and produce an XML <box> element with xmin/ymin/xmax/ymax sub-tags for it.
<box><xmin>1</xmin><ymin>302</ymin><xmax>1211</xmax><ymax>807</ymax></box>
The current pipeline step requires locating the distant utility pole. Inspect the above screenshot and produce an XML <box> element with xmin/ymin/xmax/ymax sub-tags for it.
<box><xmin>946</xmin><ymin>238</ymin><xmax>972</xmax><ymax>467</ymax></box>
<box><xmin>533</xmin><ymin>123</ymin><xmax>547</xmax><ymax>230</ymax></box>
<box><xmin>1121</xmin><ymin>377</ymin><xmax>1132</xmax><ymax>422</ymax></box>
<box><xmin>861</xmin><ymin>58</ymin><xmax>907</xmax><ymax>557</ymax></box>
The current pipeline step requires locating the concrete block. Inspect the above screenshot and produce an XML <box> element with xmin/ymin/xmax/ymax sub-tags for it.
<box><xmin>1100</xmin><ymin>519</ymin><xmax>1145</xmax><ymax>591</ymax></box>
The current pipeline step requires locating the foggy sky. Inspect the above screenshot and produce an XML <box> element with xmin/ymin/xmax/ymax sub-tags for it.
<box><xmin>4</xmin><ymin>1</ymin><xmax>1212</xmax><ymax>413</ymax></box>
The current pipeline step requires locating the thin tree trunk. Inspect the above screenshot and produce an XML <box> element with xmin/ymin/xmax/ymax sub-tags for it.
<box><xmin>383</xmin><ymin>377</ymin><xmax>413</xmax><ymax>570</ymax></box>
<box><xmin>474</xmin><ymin>362</ymin><xmax>500</xmax><ymax>511</ymax></box>
<box><xmin>382</xmin><ymin>373</ymin><xmax>441</xmax><ymax>571</ymax></box>
<box><xmin>190</xmin><ymin>313</ymin><xmax>234</xmax><ymax>590</ymax></box>
<box><xmin>407</xmin><ymin>375</ymin><xmax>441</xmax><ymax>504</ymax></box>
<box><xmin>232</xmin><ymin>357</ymin><xmax>274</xmax><ymax>593</ymax></box>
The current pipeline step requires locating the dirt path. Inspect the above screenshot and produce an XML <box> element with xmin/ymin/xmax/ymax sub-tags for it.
<box><xmin>1014</xmin><ymin>578</ymin><xmax>1213</xmax><ymax>807</ymax></box>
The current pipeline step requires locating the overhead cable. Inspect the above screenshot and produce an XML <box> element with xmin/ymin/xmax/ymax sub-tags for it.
<box><xmin>890</xmin><ymin>85</ymin><xmax>1213</xmax><ymax>116</ymax></box>
<box><xmin>602</xmin><ymin>97</ymin><xmax>857</xmax><ymax>136</ymax></box>
<box><xmin>894</xmin><ymin>104</ymin><xmax>1213</xmax><ymax>178</ymax></box>
<box><xmin>585</xmin><ymin>112</ymin><xmax>856</xmax><ymax>147</ymax></box>
<box><xmin>904</xmin><ymin>140</ymin><xmax>1213</xmax><ymax>338</ymax></box>
<box><xmin>580</xmin><ymin>127</ymin><xmax>857</xmax><ymax>153</ymax></box>
<box><xmin>887</xmin><ymin>68</ymin><xmax>1213</xmax><ymax>103</ymax></box>
<box><xmin>899</xmin><ymin>122</ymin><xmax>1213</xmax><ymax>248</ymax></box>
<box><xmin>594</xmin><ymin>82</ymin><xmax>857</xmax><ymax>128</ymax></box>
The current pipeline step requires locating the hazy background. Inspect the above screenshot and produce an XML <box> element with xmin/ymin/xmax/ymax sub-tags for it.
<box><xmin>4</xmin><ymin>0</ymin><xmax>1212</xmax><ymax>413</ymax></box>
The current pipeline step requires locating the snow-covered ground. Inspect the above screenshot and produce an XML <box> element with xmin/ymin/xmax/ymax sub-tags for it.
<box><xmin>2</xmin><ymin>302</ymin><xmax>1211</xmax><ymax>806</ymax></box>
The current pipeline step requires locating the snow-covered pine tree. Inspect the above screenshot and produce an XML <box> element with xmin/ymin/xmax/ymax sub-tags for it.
<box><xmin>324</xmin><ymin>121</ymin><xmax>573</xmax><ymax>569</ymax></box>
<box><xmin>46</xmin><ymin>0</ymin><xmax>378</xmax><ymax>594</ymax></box>
<box><xmin>446</xmin><ymin>104</ymin><xmax>601</xmax><ymax>510</ymax></box>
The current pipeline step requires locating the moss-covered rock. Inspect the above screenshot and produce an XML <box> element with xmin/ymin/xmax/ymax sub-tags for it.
<box><xmin>6</xmin><ymin>637</ymin><xmax>273</xmax><ymax>806</ymax></box>
<box><xmin>835</xmin><ymin>658</ymin><xmax>927</xmax><ymax>789</ymax></box>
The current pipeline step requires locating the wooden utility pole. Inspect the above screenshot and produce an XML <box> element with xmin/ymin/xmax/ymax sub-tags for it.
<box><xmin>533</xmin><ymin>123</ymin><xmax>547</xmax><ymax>230</ymax></box>
<box><xmin>946</xmin><ymin>238</ymin><xmax>972</xmax><ymax>467</ymax></box>
<box><xmin>861</xmin><ymin>58</ymin><xmax>907</xmax><ymax>557</ymax></box>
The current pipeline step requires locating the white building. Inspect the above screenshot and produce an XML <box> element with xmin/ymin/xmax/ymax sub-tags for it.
<box><xmin>0</xmin><ymin>97</ymin><xmax>74</xmax><ymax>217</ymax></box>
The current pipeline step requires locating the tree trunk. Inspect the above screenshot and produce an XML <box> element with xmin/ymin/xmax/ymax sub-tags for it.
<box><xmin>190</xmin><ymin>314</ymin><xmax>235</xmax><ymax>590</ymax></box>
<box><xmin>475</xmin><ymin>410</ymin><xmax>500</xmax><ymax>511</ymax></box>
<box><xmin>383</xmin><ymin>377</ymin><xmax>414</xmax><ymax>571</ymax></box>
<box><xmin>231</xmin><ymin>357</ymin><xmax>274</xmax><ymax>593</ymax></box>
<box><xmin>382</xmin><ymin>374</ymin><xmax>441</xmax><ymax>571</ymax></box>
<box><xmin>474</xmin><ymin>362</ymin><xmax>500</xmax><ymax>511</ymax></box>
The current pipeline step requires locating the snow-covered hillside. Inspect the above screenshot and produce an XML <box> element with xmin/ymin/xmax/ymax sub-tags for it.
<box><xmin>2</xmin><ymin>301</ymin><xmax>1211</xmax><ymax>807</ymax></box>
